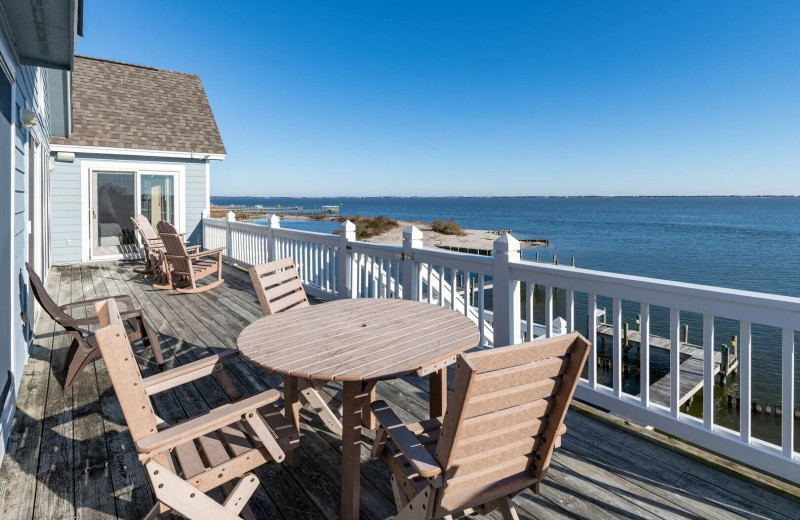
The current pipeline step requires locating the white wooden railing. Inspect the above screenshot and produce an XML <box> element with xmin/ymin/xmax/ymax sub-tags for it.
<box><xmin>202</xmin><ymin>213</ymin><xmax>799</xmax><ymax>482</ymax></box>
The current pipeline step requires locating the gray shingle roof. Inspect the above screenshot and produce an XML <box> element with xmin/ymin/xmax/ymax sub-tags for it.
<box><xmin>51</xmin><ymin>55</ymin><xmax>226</xmax><ymax>155</ymax></box>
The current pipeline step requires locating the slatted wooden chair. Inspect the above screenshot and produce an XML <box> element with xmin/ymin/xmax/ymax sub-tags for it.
<box><xmin>370</xmin><ymin>332</ymin><xmax>591</xmax><ymax>520</ymax></box>
<box><xmin>93</xmin><ymin>298</ymin><xmax>299</xmax><ymax>520</ymax></box>
<box><xmin>26</xmin><ymin>262</ymin><xmax>164</xmax><ymax>389</ymax></box>
<box><xmin>248</xmin><ymin>258</ymin><xmax>343</xmax><ymax>434</ymax></box>
<box><xmin>154</xmin><ymin>221</ymin><xmax>224</xmax><ymax>293</ymax></box>
<box><xmin>131</xmin><ymin>215</ymin><xmax>166</xmax><ymax>276</ymax></box>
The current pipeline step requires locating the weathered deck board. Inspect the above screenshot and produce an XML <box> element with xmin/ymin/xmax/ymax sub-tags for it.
<box><xmin>0</xmin><ymin>261</ymin><xmax>797</xmax><ymax>520</ymax></box>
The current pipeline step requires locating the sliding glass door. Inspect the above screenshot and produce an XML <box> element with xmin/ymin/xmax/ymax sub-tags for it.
<box><xmin>89</xmin><ymin>170</ymin><xmax>180</xmax><ymax>259</ymax></box>
<box><xmin>140</xmin><ymin>174</ymin><xmax>175</xmax><ymax>230</ymax></box>
<box><xmin>91</xmin><ymin>171</ymin><xmax>137</xmax><ymax>257</ymax></box>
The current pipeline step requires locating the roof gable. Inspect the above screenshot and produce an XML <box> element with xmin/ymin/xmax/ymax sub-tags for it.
<box><xmin>51</xmin><ymin>55</ymin><xmax>226</xmax><ymax>156</ymax></box>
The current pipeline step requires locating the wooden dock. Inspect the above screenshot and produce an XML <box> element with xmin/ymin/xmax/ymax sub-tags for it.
<box><xmin>1</xmin><ymin>262</ymin><xmax>796</xmax><ymax>519</ymax></box>
<box><xmin>597</xmin><ymin>324</ymin><xmax>738</xmax><ymax>409</ymax></box>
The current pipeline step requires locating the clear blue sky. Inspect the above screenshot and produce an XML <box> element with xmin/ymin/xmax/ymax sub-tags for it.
<box><xmin>77</xmin><ymin>1</ymin><xmax>800</xmax><ymax>196</ymax></box>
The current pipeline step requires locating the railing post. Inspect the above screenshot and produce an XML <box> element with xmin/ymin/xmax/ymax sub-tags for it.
<box><xmin>493</xmin><ymin>233</ymin><xmax>521</xmax><ymax>347</ymax></box>
<box><xmin>226</xmin><ymin>211</ymin><xmax>235</xmax><ymax>259</ymax></box>
<box><xmin>266</xmin><ymin>214</ymin><xmax>280</xmax><ymax>262</ymax></box>
<box><xmin>201</xmin><ymin>208</ymin><xmax>209</xmax><ymax>249</ymax></box>
<box><xmin>402</xmin><ymin>226</ymin><xmax>423</xmax><ymax>301</ymax></box>
<box><xmin>338</xmin><ymin>220</ymin><xmax>356</xmax><ymax>298</ymax></box>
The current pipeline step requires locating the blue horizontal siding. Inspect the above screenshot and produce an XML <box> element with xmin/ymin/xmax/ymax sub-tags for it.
<box><xmin>49</xmin><ymin>155</ymin><xmax>211</xmax><ymax>264</ymax></box>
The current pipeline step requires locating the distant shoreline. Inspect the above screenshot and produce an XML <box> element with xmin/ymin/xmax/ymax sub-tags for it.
<box><xmin>212</xmin><ymin>194</ymin><xmax>799</xmax><ymax>199</ymax></box>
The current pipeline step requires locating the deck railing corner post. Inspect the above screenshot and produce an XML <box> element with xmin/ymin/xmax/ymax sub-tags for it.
<box><xmin>266</xmin><ymin>214</ymin><xmax>280</xmax><ymax>262</ymax></box>
<box><xmin>402</xmin><ymin>225</ymin><xmax>423</xmax><ymax>300</ymax></box>
<box><xmin>492</xmin><ymin>233</ymin><xmax>522</xmax><ymax>346</ymax></box>
<box><xmin>339</xmin><ymin>220</ymin><xmax>356</xmax><ymax>298</ymax></box>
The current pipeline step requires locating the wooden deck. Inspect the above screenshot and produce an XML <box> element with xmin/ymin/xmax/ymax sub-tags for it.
<box><xmin>1</xmin><ymin>261</ymin><xmax>798</xmax><ymax>520</ymax></box>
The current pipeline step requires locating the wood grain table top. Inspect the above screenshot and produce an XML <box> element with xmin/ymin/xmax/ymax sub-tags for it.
<box><xmin>237</xmin><ymin>298</ymin><xmax>480</xmax><ymax>382</ymax></box>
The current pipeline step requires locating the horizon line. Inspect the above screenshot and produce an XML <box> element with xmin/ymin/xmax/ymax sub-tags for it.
<box><xmin>210</xmin><ymin>194</ymin><xmax>800</xmax><ymax>199</ymax></box>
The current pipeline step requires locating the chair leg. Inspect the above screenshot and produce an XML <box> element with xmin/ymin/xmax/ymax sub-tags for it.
<box><xmin>146</xmin><ymin>461</ymin><xmax>245</xmax><ymax>520</ymax></box>
<box><xmin>391</xmin><ymin>475</ymin><xmax>409</xmax><ymax>511</ymax></box>
<box><xmin>395</xmin><ymin>483</ymin><xmax>435</xmax><ymax>520</ymax></box>
<box><xmin>63</xmin><ymin>337</ymin><xmax>100</xmax><ymax>389</ymax></box>
<box><xmin>498</xmin><ymin>496</ymin><xmax>520</xmax><ymax>520</ymax></box>
<box><xmin>142</xmin><ymin>502</ymin><xmax>166</xmax><ymax>520</ymax></box>
<box><xmin>222</xmin><ymin>473</ymin><xmax>260</xmax><ymax>515</ymax></box>
<box><xmin>139</xmin><ymin>317</ymin><xmax>165</xmax><ymax>364</ymax></box>
<box><xmin>298</xmin><ymin>379</ymin><xmax>343</xmax><ymax>435</ymax></box>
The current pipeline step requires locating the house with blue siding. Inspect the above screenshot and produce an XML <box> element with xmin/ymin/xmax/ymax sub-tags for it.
<box><xmin>0</xmin><ymin>2</ymin><xmax>224</xmax><ymax>459</ymax></box>
<box><xmin>50</xmin><ymin>55</ymin><xmax>225</xmax><ymax>265</ymax></box>
<box><xmin>0</xmin><ymin>0</ymin><xmax>81</xmax><ymax>458</ymax></box>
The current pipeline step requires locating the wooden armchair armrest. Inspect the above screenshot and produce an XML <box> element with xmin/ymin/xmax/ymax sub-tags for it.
<box><xmin>185</xmin><ymin>245</ymin><xmax>201</xmax><ymax>253</ymax></box>
<box><xmin>142</xmin><ymin>236</ymin><xmax>164</xmax><ymax>246</ymax></box>
<box><xmin>61</xmin><ymin>295</ymin><xmax>134</xmax><ymax>312</ymax></box>
<box><xmin>371</xmin><ymin>400</ymin><xmax>442</xmax><ymax>478</ymax></box>
<box><xmin>186</xmin><ymin>247</ymin><xmax>224</xmax><ymax>259</ymax></box>
<box><xmin>142</xmin><ymin>349</ymin><xmax>240</xmax><ymax>395</ymax></box>
<box><xmin>136</xmin><ymin>390</ymin><xmax>281</xmax><ymax>454</ymax></box>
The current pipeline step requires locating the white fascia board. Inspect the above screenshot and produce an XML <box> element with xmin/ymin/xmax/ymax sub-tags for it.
<box><xmin>50</xmin><ymin>144</ymin><xmax>226</xmax><ymax>161</ymax></box>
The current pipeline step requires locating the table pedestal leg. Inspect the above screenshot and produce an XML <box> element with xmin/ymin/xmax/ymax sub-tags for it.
<box><xmin>430</xmin><ymin>368</ymin><xmax>447</xmax><ymax>418</ymax></box>
<box><xmin>342</xmin><ymin>380</ymin><xmax>368</xmax><ymax>520</ymax></box>
<box><xmin>283</xmin><ymin>375</ymin><xmax>301</xmax><ymax>467</ymax></box>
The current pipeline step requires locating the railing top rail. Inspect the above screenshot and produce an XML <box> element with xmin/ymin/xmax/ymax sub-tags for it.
<box><xmin>272</xmin><ymin>226</ymin><xmax>340</xmax><ymax>246</ymax></box>
<box><xmin>229</xmin><ymin>220</ymin><xmax>270</xmax><ymax>233</ymax></box>
<box><xmin>412</xmin><ymin>246</ymin><xmax>494</xmax><ymax>274</ymax></box>
<box><xmin>509</xmin><ymin>259</ymin><xmax>800</xmax><ymax>329</ymax></box>
<box><xmin>202</xmin><ymin>217</ymin><xmax>228</xmax><ymax>227</ymax></box>
<box><xmin>349</xmin><ymin>240</ymin><xmax>403</xmax><ymax>256</ymax></box>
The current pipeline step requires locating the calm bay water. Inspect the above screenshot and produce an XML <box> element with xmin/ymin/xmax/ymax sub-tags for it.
<box><xmin>213</xmin><ymin>196</ymin><xmax>800</xmax><ymax>445</ymax></box>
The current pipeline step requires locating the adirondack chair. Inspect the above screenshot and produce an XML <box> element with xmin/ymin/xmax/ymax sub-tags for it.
<box><xmin>131</xmin><ymin>215</ymin><xmax>193</xmax><ymax>277</ymax></box>
<box><xmin>370</xmin><ymin>332</ymin><xmax>591</xmax><ymax>520</ymax></box>
<box><xmin>93</xmin><ymin>297</ymin><xmax>299</xmax><ymax>520</ymax></box>
<box><xmin>154</xmin><ymin>221</ymin><xmax>224</xmax><ymax>293</ymax></box>
<box><xmin>25</xmin><ymin>262</ymin><xmax>164</xmax><ymax>389</ymax></box>
<box><xmin>248</xmin><ymin>258</ymin><xmax>344</xmax><ymax>434</ymax></box>
<box><xmin>131</xmin><ymin>215</ymin><xmax>165</xmax><ymax>275</ymax></box>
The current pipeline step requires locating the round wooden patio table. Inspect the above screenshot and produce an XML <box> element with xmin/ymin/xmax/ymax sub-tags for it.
<box><xmin>237</xmin><ymin>298</ymin><xmax>480</xmax><ymax>520</ymax></box>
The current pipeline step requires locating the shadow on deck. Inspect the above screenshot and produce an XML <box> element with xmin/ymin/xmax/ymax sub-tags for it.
<box><xmin>1</xmin><ymin>261</ymin><xmax>798</xmax><ymax>520</ymax></box>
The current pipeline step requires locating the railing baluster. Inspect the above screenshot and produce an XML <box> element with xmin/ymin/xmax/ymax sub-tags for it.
<box><xmin>589</xmin><ymin>293</ymin><xmax>597</xmax><ymax>388</ymax></box>
<box><xmin>613</xmin><ymin>297</ymin><xmax>622</xmax><ymax>397</ymax></box>
<box><xmin>478</xmin><ymin>275</ymin><xmax>486</xmax><ymax>347</ymax></box>
<box><xmin>670</xmin><ymin>308</ymin><xmax>680</xmax><ymax>418</ymax></box>
<box><xmin>427</xmin><ymin>264</ymin><xmax>433</xmax><ymax>303</ymax></box>
<box><xmin>782</xmin><ymin>328</ymin><xmax>795</xmax><ymax>458</ymax></box>
<box><xmin>438</xmin><ymin>266</ymin><xmax>444</xmax><ymax>307</ymax></box>
<box><xmin>740</xmin><ymin>321</ymin><xmax>752</xmax><ymax>443</ymax></box>
<box><xmin>566</xmin><ymin>289</ymin><xmax>575</xmax><ymax>332</ymax></box>
<box><xmin>450</xmin><ymin>267</ymin><xmax>457</xmax><ymax>311</ymax></box>
<box><xmin>640</xmin><ymin>303</ymin><xmax>650</xmax><ymax>406</ymax></box>
<box><xmin>525</xmin><ymin>282</ymin><xmax>534</xmax><ymax>341</ymax></box>
<box><xmin>545</xmin><ymin>286</ymin><xmax>553</xmax><ymax>338</ymax></box>
<box><xmin>703</xmin><ymin>314</ymin><xmax>714</xmax><ymax>430</ymax></box>
<box><xmin>463</xmin><ymin>272</ymin><xmax>471</xmax><ymax>317</ymax></box>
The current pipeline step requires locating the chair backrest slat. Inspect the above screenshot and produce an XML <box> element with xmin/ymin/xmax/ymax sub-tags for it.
<box><xmin>94</xmin><ymin>298</ymin><xmax>160</xmax><ymax>442</ymax></box>
<box><xmin>433</xmin><ymin>332</ymin><xmax>590</xmax><ymax>517</ymax></box>
<box><xmin>157</xmin><ymin>221</ymin><xmax>193</xmax><ymax>274</ymax></box>
<box><xmin>248</xmin><ymin>258</ymin><xmax>309</xmax><ymax>316</ymax></box>
<box><xmin>25</xmin><ymin>262</ymin><xmax>73</xmax><ymax>323</ymax></box>
<box><xmin>133</xmin><ymin>214</ymin><xmax>160</xmax><ymax>241</ymax></box>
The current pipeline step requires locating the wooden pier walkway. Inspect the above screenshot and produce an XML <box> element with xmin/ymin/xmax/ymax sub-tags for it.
<box><xmin>0</xmin><ymin>262</ymin><xmax>796</xmax><ymax>519</ymax></box>
<box><xmin>597</xmin><ymin>324</ymin><xmax>738</xmax><ymax>408</ymax></box>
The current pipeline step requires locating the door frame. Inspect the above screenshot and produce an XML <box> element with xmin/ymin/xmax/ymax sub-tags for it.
<box><xmin>80</xmin><ymin>160</ymin><xmax>185</xmax><ymax>262</ymax></box>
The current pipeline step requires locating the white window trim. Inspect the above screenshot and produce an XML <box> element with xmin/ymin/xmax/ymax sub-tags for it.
<box><xmin>80</xmin><ymin>160</ymin><xmax>186</xmax><ymax>262</ymax></box>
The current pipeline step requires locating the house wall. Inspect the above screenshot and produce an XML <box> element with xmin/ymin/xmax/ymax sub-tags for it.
<box><xmin>49</xmin><ymin>153</ymin><xmax>211</xmax><ymax>265</ymax></box>
<box><xmin>0</xmin><ymin>31</ymin><xmax>53</xmax><ymax>454</ymax></box>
